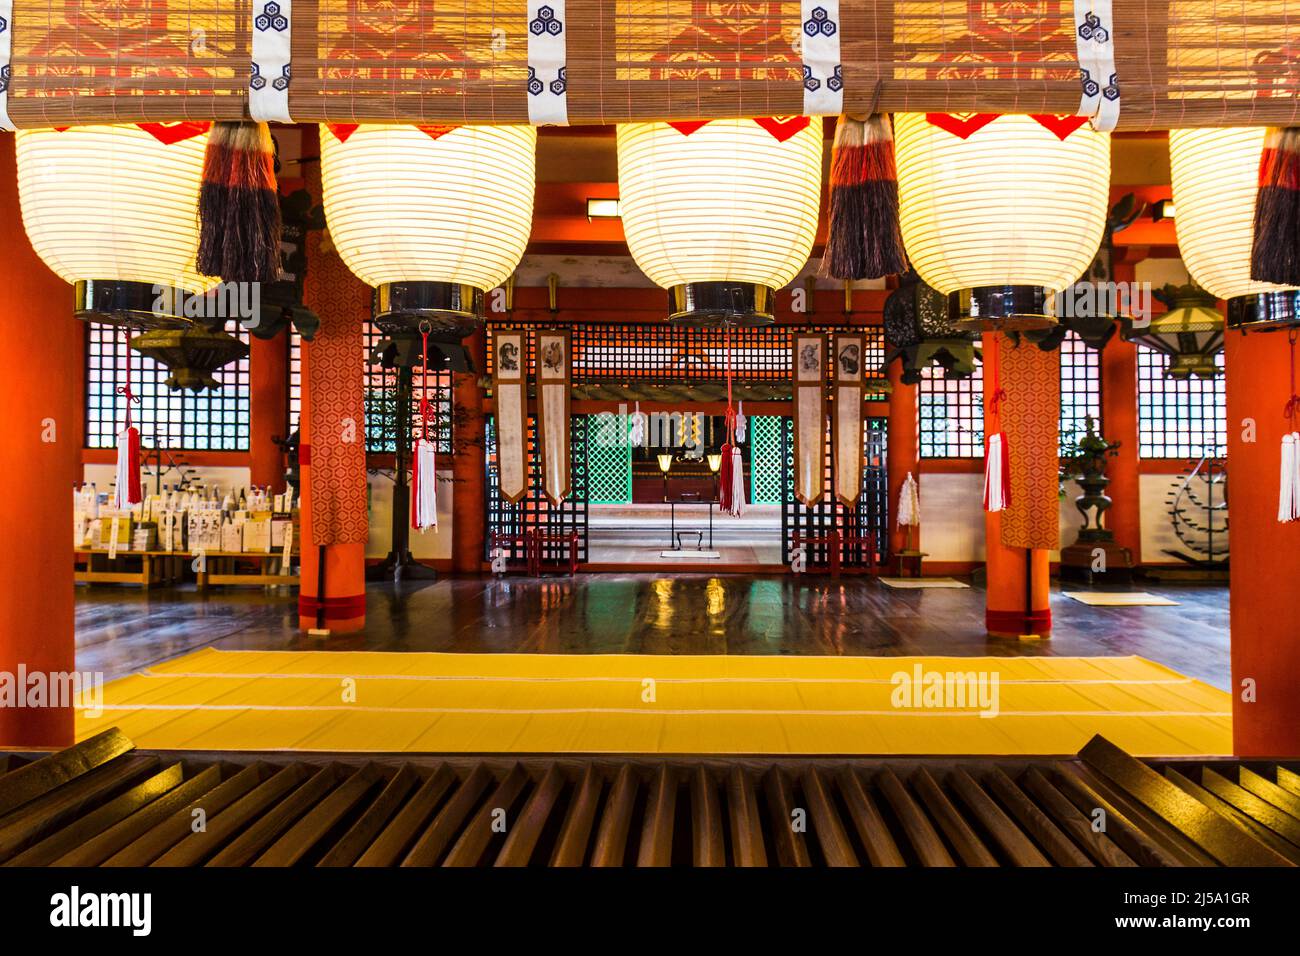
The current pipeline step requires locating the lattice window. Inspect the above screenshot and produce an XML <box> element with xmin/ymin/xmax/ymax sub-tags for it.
<box><xmin>588</xmin><ymin>412</ymin><xmax>632</xmax><ymax>504</ymax></box>
<box><xmin>1060</xmin><ymin>331</ymin><xmax>1102</xmax><ymax>454</ymax></box>
<box><xmin>780</xmin><ymin>416</ymin><xmax>889</xmax><ymax>568</ymax></box>
<box><xmin>1137</xmin><ymin>346</ymin><xmax>1226</xmax><ymax>459</ymax></box>
<box><xmin>486</xmin><ymin>321</ymin><xmax>887</xmax><ymax>384</ymax></box>
<box><xmin>362</xmin><ymin>323</ymin><xmax>454</xmax><ymax>456</ymax></box>
<box><xmin>288</xmin><ymin>330</ymin><xmax>302</xmax><ymax>434</ymax></box>
<box><xmin>85</xmin><ymin>321</ymin><xmax>250</xmax><ymax>451</ymax></box>
<box><xmin>287</xmin><ymin>326</ymin><xmax>455</xmax><ymax>454</ymax></box>
<box><xmin>749</xmin><ymin>415</ymin><xmax>784</xmax><ymax>504</ymax></box>
<box><xmin>484</xmin><ymin>414</ymin><xmax>589</xmax><ymax>565</ymax></box>
<box><xmin>918</xmin><ymin>363</ymin><xmax>984</xmax><ymax>458</ymax></box>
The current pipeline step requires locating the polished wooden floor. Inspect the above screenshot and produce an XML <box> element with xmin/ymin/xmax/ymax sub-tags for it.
<box><xmin>75</xmin><ymin>574</ymin><xmax>1231</xmax><ymax>690</ymax></box>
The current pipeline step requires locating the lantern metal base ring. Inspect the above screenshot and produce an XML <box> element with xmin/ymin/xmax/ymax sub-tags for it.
<box><xmin>949</xmin><ymin>285</ymin><xmax>1057</xmax><ymax>333</ymax></box>
<box><xmin>1226</xmin><ymin>291</ymin><xmax>1300</xmax><ymax>332</ymax></box>
<box><xmin>667</xmin><ymin>282</ymin><xmax>775</xmax><ymax>327</ymax></box>
<box><xmin>373</xmin><ymin>282</ymin><xmax>485</xmax><ymax>339</ymax></box>
<box><xmin>75</xmin><ymin>279</ymin><xmax>194</xmax><ymax>330</ymax></box>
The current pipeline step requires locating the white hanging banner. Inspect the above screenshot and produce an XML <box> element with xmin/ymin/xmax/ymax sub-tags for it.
<box><xmin>527</xmin><ymin>1</ymin><xmax>568</xmax><ymax>126</ymax></box>
<box><xmin>492</xmin><ymin>329</ymin><xmax>529</xmax><ymax>503</ymax></box>
<box><xmin>537</xmin><ymin>329</ymin><xmax>571</xmax><ymax>504</ymax></box>
<box><xmin>792</xmin><ymin>333</ymin><xmax>827</xmax><ymax>506</ymax></box>
<box><xmin>250</xmin><ymin>0</ymin><xmax>294</xmax><ymax>123</ymax></box>
<box><xmin>800</xmin><ymin>1</ymin><xmax>843</xmax><ymax>116</ymax></box>
<box><xmin>0</xmin><ymin>0</ymin><xmax>14</xmax><ymax>132</ymax></box>
<box><xmin>832</xmin><ymin>332</ymin><xmax>865</xmax><ymax>507</ymax></box>
<box><xmin>1074</xmin><ymin>0</ymin><xmax>1120</xmax><ymax>132</ymax></box>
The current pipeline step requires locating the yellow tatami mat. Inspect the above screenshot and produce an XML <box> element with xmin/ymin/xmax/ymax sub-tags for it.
<box><xmin>76</xmin><ymin>648</ymin><xmax>1232</xmax><ymax>757</ymax></box>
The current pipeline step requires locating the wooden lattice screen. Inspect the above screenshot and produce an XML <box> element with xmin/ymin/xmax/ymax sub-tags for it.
<box><xmin>4</xmin><ymin>1</ymin><xmax>1298</xmax><ymax>129</ymax></box>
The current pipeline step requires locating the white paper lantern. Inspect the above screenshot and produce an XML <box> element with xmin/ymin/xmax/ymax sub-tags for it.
<box><xmin>1169</xmin><ymin>127</ymin><xmax>1300</xmax><ymax>328</ymax></box>
<box><xmin>615</xmin><ymin>118</ymin><xmax>822</xmax><ymax>324</ymax></box>
<box><xmin>16</xmin><ymin>124</ymin><xmax>213</xmax><ymax>321</ymax></box>
<box><xmin>320</xmin><ymin>124</ymin><xmax>536</xmax><ymax>328</ymax></box>
<box><xmin>895</xmin><ymin>113</ymin><xmax>1110</xmax><ymax>325</ymax></box>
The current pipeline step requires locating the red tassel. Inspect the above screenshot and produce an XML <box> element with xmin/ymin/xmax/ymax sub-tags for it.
<box><xmin>1251</xmin><ymin>127</ymin><xmax>1300</xmax><ymax>286</ymax></box>
<box><xmin>115</xmin><ymin>425</ymin><xmax>142</xmax><ymax>509</ymax></box>
<box><xmin>823</xmin><ymin>114</ymin><xmax>907</xmax><ymax>280</ymax></box>
<box><xmin>719</xmin><ymin>441</ymin><xmax>736</xmax><ymax>514</ymax></box>
<box><xmin>196</xmin><ymin>121</ymin><xmax>282</xmax><ymax>283</ymax></box>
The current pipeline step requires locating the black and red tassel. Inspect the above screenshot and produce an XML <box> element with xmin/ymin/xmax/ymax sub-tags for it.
<box><xmin>823</xmin><ymin>114</ymin><xmax>907</xmax><ymax>280</ymax></box>
<box><xmin>1251</xmin><ymin>126</ymin><xmax>1300</xmax><ymax>287</ymax></box>
<box><xmin>196</xmin><ymin>121</ymin><xmax>283</xmax><ymax>283</ymax></box>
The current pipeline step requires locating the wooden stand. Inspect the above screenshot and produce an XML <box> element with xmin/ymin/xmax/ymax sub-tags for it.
<box><xmin>75</xmin><ymin>550</ymin><xmax>185</xmax><ymax>589</ymax></box>
<box><xmin>894</xmin><ymin>549</ymin><xmax>928</xmax><ymax>578</ymax></box>
<box><xmin>74</xmin><ymin>549</ymin><xmax>298</xmax><ymax>590</ymax></box>
<box><xmin>1058</xmin><ymin>539</ymin><xmax>1134</xmax><ymax>586</ymax></box>
<box><xmin>196</xmin><ymin>552</ymin><xmax>299</xmax><ymax>591</ymax></box>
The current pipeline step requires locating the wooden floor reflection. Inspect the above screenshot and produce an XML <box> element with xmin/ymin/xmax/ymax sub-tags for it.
<box><xmin>75</xmin><ymin>574</ymin><xmax>1230</xmax><ymax>690</ymax></box>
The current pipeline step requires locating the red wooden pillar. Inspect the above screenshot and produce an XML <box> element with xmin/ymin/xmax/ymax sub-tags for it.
<box><xmin>1103</xmin><ymin>258</ymin><xmax>1143</xmax><ymax>565</ymax></box>
<box><xmin>1225</xmin><ymin>330</ymin><xmax>1300</xmax><ymax>757</ymax></box>
<box><xmin>1100</xmin><ymin>338</ymin><xmax>1141</xmax><ymax>562</ymax></box>
<box><xmin>885</xmin><ymin>358</ymin><xmax>920</xmax><ymax>563</ymax></box>
<box><xmin>0</xmin><ymin>136</ymin><xmax>81</xmax><ymax>747</ymax></box>
<box><xmin>452</xmin><ymin>328</ymin><xmax>487</xmax><ymax>574</ymax></box>
<box><xmin>984</xmin><ymin>510</ymin><xmax>1052</xmax><ymax>638</ymax></box>
<box><xmin>248</xmin><ymin>332</ymin><xmax>288</xmax><ymax>493</ymax></box>
<box><xmin>982</xmin><ymin>334</ymin><xmax>1052</xmax><ymax>638</ymax></box>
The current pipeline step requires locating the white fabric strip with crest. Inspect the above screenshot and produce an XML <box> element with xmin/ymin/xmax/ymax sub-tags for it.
<box><xmin>1074</xmin><ymin>0</ymin><xmax>1120</xmax><ymax>132</ymax></box>
<box><xmin>527</xmin><ymin>0</ymin><xmax>569</xmax><ymax>126</ymax></box>
<box><xmin>801</xmin><ymin>0</ymin><xmax>843</xmax><ymax>116</ymax></box>
<box><xmin>249</xmin><ymin>0</ymin><xmax>294</xmax><ymax>123</ymax></box>
<box><xmin>0</xmin><ymin>0</ymin><xmax>14</xmax><ymax>132</ymax></box>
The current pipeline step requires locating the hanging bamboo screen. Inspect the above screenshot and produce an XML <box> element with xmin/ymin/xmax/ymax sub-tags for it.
<box><xmin>4</xmin><ymin>1</ymin><xmax>1298</xmax><ymax>129</ymax></box>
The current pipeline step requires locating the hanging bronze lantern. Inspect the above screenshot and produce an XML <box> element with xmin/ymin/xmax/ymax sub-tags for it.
<box><xmin>882</xmin><ymin>270</ymin><xmax>979</xmax><ymax>384</ymax></box>
<box><xmin>1120</xmin><ymin>283</ymin><xmax>1224</xmax><ymax>379</ymax></box>
<box><xmin>130</xmin><ymin>323</ymin><xmax>250</xmax><ymax>393</ymax></box>
<box><xmin>1025</xmin><ymin>195</ymin><xmax>1142</xmax><ymax>352</ymax></box>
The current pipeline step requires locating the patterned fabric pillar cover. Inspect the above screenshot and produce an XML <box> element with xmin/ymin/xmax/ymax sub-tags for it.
<box><xmin>999</xmin><ymin>340</ymin><xmax>1061</xmax><ymax>551</ymax></box>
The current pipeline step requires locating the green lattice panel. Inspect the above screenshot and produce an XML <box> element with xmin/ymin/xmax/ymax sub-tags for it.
<box><xmin>750</xmin><ymin>416</ymin><xmax>783</xmax><ymax>504</ymax></box>
<box><xmin>587</xmin><ymin>413</ymin><xmax>632</xmax><ymax>504</ymax></box>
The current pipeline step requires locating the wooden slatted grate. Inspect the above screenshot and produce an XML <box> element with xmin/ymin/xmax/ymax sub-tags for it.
<box><xmin>0</xmin><ymin>730</ymin><xmax>1296</xmax><ymax>867</ymax></box>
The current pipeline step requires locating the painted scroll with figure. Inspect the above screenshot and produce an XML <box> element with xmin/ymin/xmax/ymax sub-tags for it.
<box><xmin>492</xmin><ymin>329</ymin><xmax>529</xmax><ymax>503</ymax></box>
<box><xmin>832</xmin><ymin>332</ymin><xmax>865</xmax><ymax>506</ymax></box>
<box><xmin>537</xmin><ymin>329</ymin><xmax>571</xmax><ymax>504</ymax></box>
<box><xmin>792</xmin><ymin>333</ymin><xmax>826</xmax><ymax>505</ymax></box>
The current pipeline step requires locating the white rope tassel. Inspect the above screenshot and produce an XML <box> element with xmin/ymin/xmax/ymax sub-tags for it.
<box><xmin>726</xmin><ymin>444</ymin><xmax>746</xmax><ymax>518</ymax></box>
<box><xmin>113</xmin><ymin>427</ymin><xmax>137</xmax><ymax>511</ymax></box>
<box><xmin>1280</xmin><ymin>432</ymin><xmax>1300</xmax><ymax>523</ymax></box>
<box><xmin>983</xmin><ymin>434</ymin><xmax>1010</xmax><ymax>513</ymax></box>
<box><xmin>413</xmin><ymin>438</ymin><xmax>438</xmax><ymax>532</ymax></box>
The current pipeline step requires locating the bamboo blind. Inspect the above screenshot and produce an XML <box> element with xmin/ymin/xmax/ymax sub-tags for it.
<box><xmin>5</xmin><ymin>1</ymin><xmax>1298</xmax><ymax>129</ymax></box>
